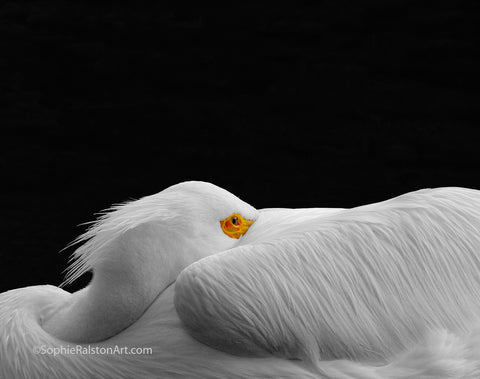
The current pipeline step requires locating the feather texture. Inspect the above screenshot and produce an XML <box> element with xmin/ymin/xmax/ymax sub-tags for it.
<box><xmin>0</xmin><ymin>285</ymin><xmax>320</xmax><ymax>378</ymax></box>
<box><xmin>175</xmin><ymin>187</ymin><xmax>480</xmax><ymax>370</ymax></box>
<box><xmin>2</xmin><ymin>183</ymin><xmax>480</xmax><ymax>378</ymax></box>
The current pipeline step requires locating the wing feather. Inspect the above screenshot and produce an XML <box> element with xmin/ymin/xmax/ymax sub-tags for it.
<box><xmin>175</xmin><ymin>187</ymin><xmax>480</xmax><ymax>364</ymax></box>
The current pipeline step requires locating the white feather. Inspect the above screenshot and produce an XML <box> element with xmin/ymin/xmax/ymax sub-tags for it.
<box><xmin>176</xmin><ymin>187</ymin><xmax>480</xmax><ymax>375</ymax></box>
<box><xmin>1</xmin><ymin>182</ymin><xmax>480</xmax><ymax>378</ymax></box>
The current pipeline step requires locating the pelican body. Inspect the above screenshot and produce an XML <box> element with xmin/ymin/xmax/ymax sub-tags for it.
<box><xmin>1</xmin><ymin>182</ymin><xmax>480</xmax><ymax>378</ymax></box>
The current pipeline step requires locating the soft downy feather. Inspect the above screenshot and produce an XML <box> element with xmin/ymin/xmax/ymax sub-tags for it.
<box><xmin>61</xmin><ymin>194</ymin><xmax>177</xmax><ymax>287</ymax></box>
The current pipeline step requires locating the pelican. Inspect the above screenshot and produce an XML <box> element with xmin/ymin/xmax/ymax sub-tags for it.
<box><xmin>1</xmin><ymin>181</ymin><xmax>480</xmax><ymax>379</ymax></box>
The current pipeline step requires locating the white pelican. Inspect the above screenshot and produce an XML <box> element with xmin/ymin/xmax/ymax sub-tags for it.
<box><xmin>1</xmin><ymin>181</ymin><xmax>480</xmax><ymax>379</ymax></box>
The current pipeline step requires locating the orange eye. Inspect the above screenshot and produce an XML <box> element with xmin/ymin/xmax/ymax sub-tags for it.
<box><xmin>220</xmin><ymin>213</ymin><xmax>254</xmax><ymax>239</ymax></box>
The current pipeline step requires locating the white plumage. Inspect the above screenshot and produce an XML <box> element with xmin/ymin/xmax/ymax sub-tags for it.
<box><xmin>1</xmin><ymin>181</ymin><xmax>480</xmax><ymax>378</ymax></box>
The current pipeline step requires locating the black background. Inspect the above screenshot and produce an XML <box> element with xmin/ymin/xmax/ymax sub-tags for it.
<box><xmin>1</xmin><ymin>1</ymin><xmax>480</xmax><ymax>293</ymax></box>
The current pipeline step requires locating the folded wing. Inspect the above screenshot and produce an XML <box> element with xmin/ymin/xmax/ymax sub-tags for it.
<box><xmin>174</xmin><ymin>187</ymin><xmax>480</xmax><ymax>365</ymax></box>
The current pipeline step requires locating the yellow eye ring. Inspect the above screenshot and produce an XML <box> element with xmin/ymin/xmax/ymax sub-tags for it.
<box><xmin>220</xmin><ymin>213</ymin><xmax>254</xmax><ymax>239</ymax></box>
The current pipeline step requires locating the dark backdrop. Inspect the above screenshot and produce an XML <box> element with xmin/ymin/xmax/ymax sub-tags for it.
<box><xmin>1</xmin><ymin>1</ymin><xmax>480</xmax><ymax>293</ymax></box>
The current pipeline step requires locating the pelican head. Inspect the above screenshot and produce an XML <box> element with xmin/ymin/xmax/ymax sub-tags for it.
<box><xmin>42</xmin><ymin>181</ymin><xmax>257</xmax><ymax>343</ymax></box>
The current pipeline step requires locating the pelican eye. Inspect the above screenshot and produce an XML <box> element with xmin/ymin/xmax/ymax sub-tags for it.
<box><xmin>220</xmin><ymin>213</ymin><xmax>254</xmax><ymax>239</ymax></box>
